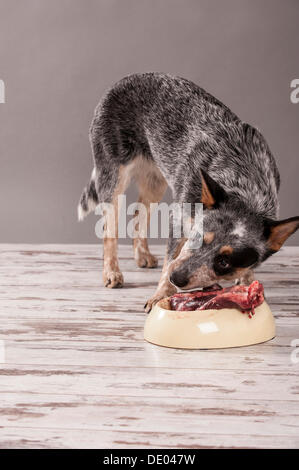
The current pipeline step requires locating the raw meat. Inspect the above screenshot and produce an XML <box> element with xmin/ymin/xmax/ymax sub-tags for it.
<box><xmin>169</xmin><ymin>280</ymin><xmax>264</xmax><ymax>318</ymax></box>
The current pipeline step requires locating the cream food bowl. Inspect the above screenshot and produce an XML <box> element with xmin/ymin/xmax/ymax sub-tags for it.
<box><xmin>144</xmin><ymin>297</ymin><xmax>275</xmax><ymax>349</ymax></box>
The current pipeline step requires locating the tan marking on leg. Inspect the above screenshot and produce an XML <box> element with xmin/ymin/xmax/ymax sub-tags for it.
<box><xmin>132</xmin><ymin>156</ymin><xmax>167</xmax><ymax>269</ymax></box>
<box><xmin>103</xmin><ymin>238</ymin><xmax>124</xmax><ymax>288</ymax></box>
<box><xmin>102</xmin><ymin>164</ymin><xmax>132</xmax><ymax>288</ymax></box>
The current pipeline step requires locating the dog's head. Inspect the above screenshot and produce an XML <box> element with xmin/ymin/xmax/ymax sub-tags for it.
<box><xmin>169</xmin><ymin>171</ymin><xmax>299</xmax><ymax>290</ymax></box>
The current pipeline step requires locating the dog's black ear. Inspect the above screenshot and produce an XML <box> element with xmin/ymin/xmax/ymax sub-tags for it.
<box><xmin>200</xmin><ymin>169</ymin><xmax>228</xmax><ymax>209</ymax></box>
<box><xmin>264</xmin><ymin>216</ymin><xmax>299</xmax><ymax>252</ymax></box>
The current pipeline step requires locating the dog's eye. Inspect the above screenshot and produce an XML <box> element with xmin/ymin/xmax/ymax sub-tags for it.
<box><xmin>217</xmin><ymin>257</ymin><xmax>230</xmax><ymax>269</ymax></box>
<box><xmin>214</xmin><ymin>255</ymin><xmax>232</xmax><ymax>274</ymax></box>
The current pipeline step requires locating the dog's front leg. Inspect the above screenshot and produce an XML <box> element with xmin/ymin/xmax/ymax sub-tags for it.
<box><xmin>144</xmin><ymin>237</ymin><xmax>187</xmax><ymax>313</ymax></box>
<box><xmin>144</xmin><ymin>255</ymin><xmax>176</xmax><ymax>313</ymax></box>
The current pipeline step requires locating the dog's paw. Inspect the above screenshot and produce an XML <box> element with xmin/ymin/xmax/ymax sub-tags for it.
<box><xmin>103</xmin><ymin>270</ymin><xmax>124</xmax><ymax>288</ymax></box>
<box><xmin>144</xmin><ymin>291</ymin><xmax>172</xmax><ymax>313</ymax></box>
<box><xmin>136</xmin><ymin>252</ymin><xmax>158</xmax><ymax>269</ymax></box>
<box><xmin>145</xmin><ymin>283</ymin><xmax>177</xmax><ymax>313</ymax></box>
<box><xmin>144</xmin><ymin>295</ymin><xmax>163</xmax><ymax>313</ymax></box>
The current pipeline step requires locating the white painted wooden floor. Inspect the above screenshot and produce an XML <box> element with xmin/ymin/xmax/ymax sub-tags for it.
<box><xmin>0</xmin><ymin>244</ymin><xmax>299</xmax><ymax>449</ymax></box>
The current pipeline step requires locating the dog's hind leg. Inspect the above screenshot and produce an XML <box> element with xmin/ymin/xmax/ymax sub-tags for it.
<box><xmin>78</xmin><ymin>126</ymin><xmax>133</xmax><ymax>287</ymax></box>
<box><xmin>101</xmin><ymin>164</ymin><xmax>133</xmax><ymax>288</ymax></box>
<box><xmin>133</xmin><ymin>160</ymin><xmax>167</xmax><ymax>268</ymax></box>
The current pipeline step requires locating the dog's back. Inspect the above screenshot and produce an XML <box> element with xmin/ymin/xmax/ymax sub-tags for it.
<box><xmin>88</xmin><ymin>72</ymin><xmax>280</xmax><ymax>219</ymax></box>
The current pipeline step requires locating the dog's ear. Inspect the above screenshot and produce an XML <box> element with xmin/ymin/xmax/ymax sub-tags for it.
<box><xmin>200</xmin><ymin>169</ymin><xmax>228</xmax><ymax>209</ymax></box>
<box><xmin>265</xmin><ymin>216</ymin><xmax>299</xmax><ymax>252</ymax></box>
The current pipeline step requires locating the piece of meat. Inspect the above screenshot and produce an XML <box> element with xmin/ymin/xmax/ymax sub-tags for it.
<box><xmin>169</xmin><ymin>280</ymin><xmax>264</xmax><ymax>318</ymax></box>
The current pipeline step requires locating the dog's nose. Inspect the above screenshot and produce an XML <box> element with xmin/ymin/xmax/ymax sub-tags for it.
<box><xmin>170</xmin><ymin>272</ymin><xmax>188</xmax><ymax>288</ymax></box>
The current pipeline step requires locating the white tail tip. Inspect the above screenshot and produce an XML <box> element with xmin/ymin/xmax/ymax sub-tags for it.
<box><xmin>77</xmin><ymin>204</ymin><xmax>86</xmax><ymax>222</ymax></box>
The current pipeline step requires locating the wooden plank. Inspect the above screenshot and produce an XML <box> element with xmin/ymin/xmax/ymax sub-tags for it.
<box><xmin>0</xmin><ymin>426</ymin><xmax>297</xmax><ymax>449</ymax></box>
<box><xmin>0</xmin><ymin>364</ymin><xmax>298</xmax><ymax>401</ymax></box>
<box><xmin>0</xmin><ymin>317</ymin><xmax>297</xmax><ymax>345</ymax></box>
<box><xmin>1</xmin><ymin>338</ymin><xmax>298</xmax><ymax>372</ymax></box>
<box><xmin>0</xmin><ymin>393</ymin><xmax>298</xmax><ymax>439</ymax></box>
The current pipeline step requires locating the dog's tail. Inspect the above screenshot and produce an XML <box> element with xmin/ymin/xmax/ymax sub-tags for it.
<box><xmin>77</xmin><ymin>168</ymin><xmax>99</xmax><ymax>221</ymax></box>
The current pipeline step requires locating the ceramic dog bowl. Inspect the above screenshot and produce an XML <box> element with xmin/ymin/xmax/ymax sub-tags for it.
<box><xmin>144</xmin><ymin>297</ymin><xmax>276</xmax><ymax>349</ymax></box>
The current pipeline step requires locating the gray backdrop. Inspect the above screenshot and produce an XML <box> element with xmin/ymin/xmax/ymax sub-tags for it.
<box><xmin>0</xmin><ymin>0</ymin><xmax>298</xmax><ymax>244</ymax></box>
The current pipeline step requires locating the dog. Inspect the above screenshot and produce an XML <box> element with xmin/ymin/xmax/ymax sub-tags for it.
<box><xmin>78</xmin><ymin>72</ymin><xmax>299</xmax><ymax>312</ymax></box>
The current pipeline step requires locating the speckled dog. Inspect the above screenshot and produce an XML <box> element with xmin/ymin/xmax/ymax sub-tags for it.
<box><xmin>78</xmin><ymin>73</ymin><xmax>299</xmax><ymax>312</ymax></box>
